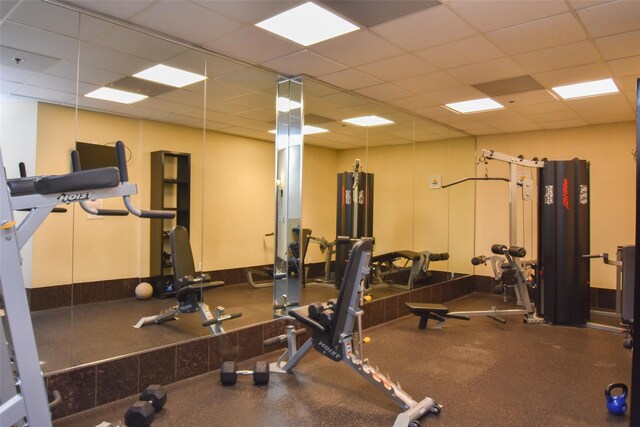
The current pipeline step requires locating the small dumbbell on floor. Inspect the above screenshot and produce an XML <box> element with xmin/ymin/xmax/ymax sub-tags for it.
<box><xmin>220</xmin><ymin>360</ymin><xmax>269</xmax><ymax>386</ymax></box>
<box><xmin>124</xmin><ymin>385</ymin><xmax>167</xmax><ymax>427</ymax></box>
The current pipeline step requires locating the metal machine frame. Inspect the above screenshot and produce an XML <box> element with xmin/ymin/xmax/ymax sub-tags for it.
<box><xmin>1</xmin><ymin>141</ymin><xmax>171</xmax><ymax>427</ymax></box>
<box><xmin>270</xmin><ymin>239</ymin><xmax>440</xmax><ymax>427</ymax></box>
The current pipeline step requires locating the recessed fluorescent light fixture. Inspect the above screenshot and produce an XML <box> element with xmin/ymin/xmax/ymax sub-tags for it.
<box><xmin>85</xmin><ymin>87</ymin><xmax>147</xmax><ymax>104</ymax></box>
<box><xmin>269</xmin><ymin>125</ymin><xmax>329</xmax><ymax>135</ymax></box>
<box><xmin>133</xmin><ymin>64</ymin><xmax>207</xmax><ymax>88</ymax></box>
<box><xmin>256</xmin><ymin>2</ymin><xmax>359</xmax><ymax>46</ymax></box>
<box><xmin>444</xmin><ymin>98</ymin><xmax>503</xmax><ymax>114</ymax></box>
<box><xmin>551</xmin><ymin>78</ymin><xmax>619</xmax><ymax>100</ymax></box>
<box><xmin>277</xmin><ymin>97</ymin><xmax>302</xmax><ymax>112</ymax></box>
<box><xmin>342</xmin><ymin>115</ymin><xmax>394</xmax><ymax>127</ymax></box>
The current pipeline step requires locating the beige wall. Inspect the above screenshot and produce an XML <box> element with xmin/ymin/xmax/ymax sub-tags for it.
<box><xmin>474</xmin><ymin>121</ymin><xmax>635</xmax><ymax>289</ymax></box>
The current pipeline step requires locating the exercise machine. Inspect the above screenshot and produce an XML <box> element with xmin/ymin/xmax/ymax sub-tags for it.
<box><xmin>335</xmin><ymin>159</ymin><xmax>374</xmax><ymax>288</ymax></box>
<box><xmin>370</xmin><ymin>250</ymin><xmax>449</xmax><ymax>290</ymax></box>
<box><xmin>1</xmin><ymin>140</ymin><xmax>171</xmax><ymax>427</ymax></box>
<box><xmin>134</xmin><ymin>225</ymin><xmax>241</xmax><ymax>335</ymax></box>
<box><xmin>584</xmin><ymin>246</ymin><xmax>635</xmax><ymax>348</ymax></box>
<box><xmin>268</xmin><ymin>239</ymin><xmax>441</xmax><ymax>427</ymax></box>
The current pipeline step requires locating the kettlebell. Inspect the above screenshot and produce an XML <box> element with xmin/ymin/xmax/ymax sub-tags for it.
<box><xmin>605</xmin><ymin>382</ymin><xmax>628</xmax><ymax>415</ymax></box>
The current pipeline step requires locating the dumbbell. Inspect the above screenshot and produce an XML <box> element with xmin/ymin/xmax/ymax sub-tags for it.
<box><xmin>308</xmin><ymin>298</ymin><xmax>337</xmax><ymax>319</ymax></box>
<box><xmin>220</xmin><ymin>360</ymin><xmax>269</xmax><ymax>386</ymax></box>
<box><xmin>124</xmin><ymin>385</ymin><xmax>167</xmax><ymax>427</ymax></box>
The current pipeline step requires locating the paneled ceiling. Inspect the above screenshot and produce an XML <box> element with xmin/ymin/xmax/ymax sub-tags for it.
<box><xmin>1</xmin><ymin>0</ymin><xmax>639</xmax><ymax>142</ymax></box>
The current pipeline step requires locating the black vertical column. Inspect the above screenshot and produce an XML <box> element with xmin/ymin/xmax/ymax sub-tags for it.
<box><xmin>538</xmin><ymin>159</ymin><xmax>590</xmax><ymax>325</ymax></box>
<box><xmin>630</xmin><ymin>77</ymin><xmax>640</xmax><ymax>426</ymax></box>
<box><xmin>335</xmin><ymin>171</ymin><xmax>374</xmax><ymax>288</ymax></box>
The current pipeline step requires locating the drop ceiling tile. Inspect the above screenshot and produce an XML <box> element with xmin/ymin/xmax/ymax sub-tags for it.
<box><xmin>540</xmin><ymin>118</ymin><xmax>589</xmax><ymax>129</ymax></box>
<box><xmin>355</xmin><ymin>53</ymin><xmax>437</xmax><ymax>82</ymax></box>
<box><xmin>156</xmin><ymin>89</ymin><xmax>205</xmax><ymax>108</ymax></box>
<box><xmin>569</xmin><ymin>0</ymin><xmax>616</xmax><ymax>10</ymax></box>
<box><xmin>608</xmin><ymin>55</ymin><xmax>640</xmax><ymax>77</ymax></box>
<box><xmin>1</xmin><ymin>0</ymin><xmax>18</xmax><ymax>19</ymax></box>
<box><xmin>493</xmin><ymin>89</ymin><xmax>557</xmax><ymax>107</ymax></box>
<box><xmin>262</xmin><ymin>50</ymin><xmax>347</xmax><ymax>77</ymax></box>
<box><xmin>495</xmin><ymin>122</ymin><xmax>543</xmax><ymax>133</ymax></box>
<box><xmin>615</xmin><ymin>76</ymin><xmax>640</xmax><ymax>92</ymax></box>
<box><xmin>0</xmin><ymin>47</ymin><xmax>60</xmax><ymax>73</ymax></box>
<box><xmin>63</xmin><ymin>0</ymin><xmax>154</xmax><ymax>21</ymax></box>
<box><xmin>371</xmin><ymin>5</ymin><xmax>476</xmax><ymax>52</ymax></box>
<box><xmin>525</xmin><ymin>109</ymin><xmax>582</xmax><ymax>123</ymax></box>
<box><xmin>394</xmin><ymin>71</ymin><xmax>463</xmax><ymax>94</ymax></box>
<box><xmin>78</xmin><ymin>14</ymin><xmax>118</xmax><ymax>43</ymax></box>
<box><xmin>89</xmin><ymin>26</ymin><xmax>189</xmax><ymax>63</ymax></box>
<box><xmin>387</xmin><ymin>94</ymin><xmax>438</xmax><ymax>110</ymax></box>
<box><xmin>464</xmin><ymin>127</ymin><xmax>500</xmax><ymax>136</ymax></box>
<box><xmin>354</xmin><ymin>83</ymin><xmax>413</xmax><ymax>101</ymax></box>
<box><xmin>77</xmin><ymin>42</ymin><xmax>154</xmax><ymax>76</ymax></box>
<box><xmin>10</xmin><ymin>84</ymin><xmax>75</xmax><ymax>103</ymax></box>
<box><xmin>7</xmin><ymin>1</ymin><xmax>80</xmax><ymax>38</ymax></box>
<box><xmin>564</xmin><ymin>92</ymin><xmax>628</xmax><ymax>112</ymax></box>
<box><xmin>0</xmin><ymin>65</ymin><xmax>42</xmax><ymax>85</ymax></box>
<box><xmin>74</xmin><ymin>64</ymin><xmax>125</xmax><ymax>87</ymax></box>
<box><xmin>511</xmin><ymin>101</ymin><xmax>571</xmax><ymax>116</ymax></box>
<box><xmin>194</xmin><ymin>1</ymin><xmax>299</xmax><ymax>24</ymax></box>
<box><xmin>1</xmin><ymin>22</ymin><xmax>78</xmax><ymax>61</ymax></box>
<box><xmin>27</xmin><ymin>73</ymin><xmax>89</xmax><ymax>95</ymax></box>
<box><xmin>0</xmin><ymin>80</ymin><xmax>23</xmax><ymax>94</ymax></box>
<box><xmin>423</xmin><ymin>85</ymin><xmax>487</xmax><ymax>104</ymax></box>
<box><xmin>486</xmin><ymin>12</ymin><xmax>587</xmax><ymax>56</ymax></box>
<box><xmin>414</xmin><ymin>105</ymin><xmax>461</xmax><ymax>120</ymax></box>
<box><xmin>228</xmin><ymin>91</ymin><xmax>275</xmax><ymax>109</ymax></box>
<box><xmin>415</xmin><ymin>36</ymin><xmax>504</xmax><ymax>69</ymax></box>
<box><xmin>533</xmin><ymin>62</ymin><xmax>611</xmax><ymax>87</ymax></box>
<box><xmin>131</xmin><ymin>2</ymin><xmax>242</xmax><ymax>45</ymax></box>
<box><xmin>310</xmin><ymin>31</ymin><xmax>403</xmax><ymax>68</ymax></box>
<box><xmin>143</xmin><ymin>97</ymin><xmax>190</xmax><ymax>113</ymax></box>
<box><xmin>512</xmin><ymin>40</ymin><xmax>601</xmax><ymax>74</ymax></box>
<box><xmin>624</xmin><ymin>90</ymin><xmax>638</xmax><ymax>104</ymax></box>
<box><xmin>320</xmin><ymin>0</ymin><xmax>440</xmax><ymax>28</ymax></box>
<box><xmin>595</xmin><ymin>30</ymin><xmax>640</xmax><ymax>60</ymax></box>
<box><xmin>447</xmin><ymin>57</ymin><xmax>527</xmax><ymax>85</ymax></box>
<box><xmin>204</xmin><ymin>26</ymin><xmax>302</xmax><ymax>65</ymax></box>
<box><xmin>578</xmin><ymin>0</ymin><xmax>640</xmax><ymax>38</ymax></box>
<box><xmin>448</xmin><ymin>0</ymin><xmax>568</xmax><ymax>32</ymax></box>
<box><xmin>318</xmin><ymin>69</ymin><xmax>383</xmax><ymax>90</ymax></box>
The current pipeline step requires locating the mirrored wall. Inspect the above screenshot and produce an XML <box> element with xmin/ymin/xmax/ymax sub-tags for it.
<box><xmin>0</xmin><ymin>0</ymin><xmax>475</xmax><ymax>374</ymax></box>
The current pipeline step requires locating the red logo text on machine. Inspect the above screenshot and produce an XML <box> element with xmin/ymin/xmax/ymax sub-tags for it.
<box><xmin>562</xmin><ymin>178</ymin><xmax>569</xmax><ymax>210</ymax></box>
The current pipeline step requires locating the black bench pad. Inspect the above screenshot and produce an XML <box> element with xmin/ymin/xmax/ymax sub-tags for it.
<box><xmin>7</xmin><ymin>167</ymin><xmax>120</xmax><ymax>197</ymax></box>
<box><xmin>405</xmin><ymin>302</ymin><xmax>449</xmax><ymax>315</ymax></box>
<box><xmin>371</xmin><ymin>250</ymin><xmax>420</xmax><ymax>263</ymax></box>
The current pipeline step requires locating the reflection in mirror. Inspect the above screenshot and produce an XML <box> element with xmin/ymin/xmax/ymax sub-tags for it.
<box><xmin>0</xmin><ymin>0</ymin><xmax>81</xmax><ymax>372</ymax></box>
<box><xmin>273</xmin><ymin>77</ymin><xmax>304</xmax><ymax>316</ymax></box>
<box><xmin>0</xmin><ymin>1</ymin><xmax>476</xmax><ymax>376</ymax></box>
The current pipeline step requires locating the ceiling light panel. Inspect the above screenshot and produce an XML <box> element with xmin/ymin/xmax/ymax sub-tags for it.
<box><xmin>269</xmin><ymin>125</ymin><xmax>329</xmax><ymax>135</ymax></box>
<box><xmin>444</xmin><ymin>98</ymin><xmax>504</xmax><ymax>114</ymax></box>
<box><xmin>85</xmin><ymin>87</ymin><xmax>147</xmax><ymax>104</ymax></box>
<box><xmin>255</xmin><ymin>2</ymin><xmax>359</xmax><ymax>46</ymax></box>
<box><xmin>551</xmin><ymin>78</ymin><xmax>619</xmax><ymax>99</ymax></box>
<box><xmin>133</xmin><ymin>64</ymin><xmax>207</xmax><ymax>88</ymax></box>
<box><xmin>342</xmin><ymin>115</ymin><xmax>394</xmax><ymax>127</ymax></box>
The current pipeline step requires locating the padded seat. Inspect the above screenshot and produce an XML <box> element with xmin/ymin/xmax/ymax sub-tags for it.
<box><xmin>405</xmin><ymin>302</ymin><xmax>469</xmax><ymax>329</ymax></box>
<box><xmin>7</xmin><ymin>167</ymin><xmax>120</xmax><ymax>197</ymax></box>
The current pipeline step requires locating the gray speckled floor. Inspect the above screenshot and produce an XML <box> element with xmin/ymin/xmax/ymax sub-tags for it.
<box><xmin>32</xmin><ymin>281</ymin><xmax>405</xmax><ymax>372</ymax></box>
<box><xmin>53</xmin><ymin>293</ymin><xmax>632</xmax><ymax>427</ymax></box>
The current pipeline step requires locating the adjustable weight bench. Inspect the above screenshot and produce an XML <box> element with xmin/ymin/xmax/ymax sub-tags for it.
<box><xmin>269</xmin><ymin>239</ymin><xmax>442</xmax><ymax>427</ymax></box>
<box><xmin>134</xmin><ymin>225</ymin><xmax>241</xmax><ymax>335</ymax></box>
<box><xmin>405</xmin><ymin>302</ymin><xmax>470</xmax><ymax>329</ymax></box>
<box><xmin>371</xmin><ymin>250</ymin><xmax>449</xmax><ymax>291</ymax></box>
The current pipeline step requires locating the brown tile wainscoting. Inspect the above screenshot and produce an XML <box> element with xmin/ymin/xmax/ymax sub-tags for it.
<box><xmin>47</xmin><ymin>275</ymin><xmax>476</xmax><ymax>421</ymax></box>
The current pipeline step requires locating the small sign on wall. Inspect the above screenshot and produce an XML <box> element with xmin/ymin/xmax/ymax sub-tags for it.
<box><xmin>428</xmin><ymin>175</ymin><xmax>441</xmax><ymax>189</ymax></box>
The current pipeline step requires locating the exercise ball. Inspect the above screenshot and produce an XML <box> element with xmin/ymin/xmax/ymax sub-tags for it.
<box><xmin>135</xmin><ymin>282</ymin><xmax>153</xmax><ymax>300</ymax></box>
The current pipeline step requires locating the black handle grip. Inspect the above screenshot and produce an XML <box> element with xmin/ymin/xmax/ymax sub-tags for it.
<box><xmin>94</xmin><ymin>208</ymin><xmax>129</xmax><ymax>216</ymax></box>
<box><xmin>471</xmin><ymin>256</ymin><xmax>487</xmax><ymax>266</ymax></box>
<box><xmin>582</xmin><ymin>253</ymin><xmax>605</xmax><ymax>259</ymax></box>
<box><xmin>202</xmin><ymin>312</ymin><xmax>242</xmax><ymax>327</ymax></box>
<box><xmin>429</xmin><ymin>252</ymin><xmax>449</xmax><ymax>261</ymax></box>
<box><xmin>115</xmin><ymin>140</ymin><xmax>128</xmax><ymax>182</ymax></box>
<box><xmin>491</xmin><ymin>244</ymin><xmax>507</xmax><ymax>255</ymax></box>
<box><xmin>19</xmin><ymin>162</ymin><xmax>27</xmax><ymax>177</ymax></box>
<box><xmin>137</xmin><ymin>209</ymin><xmax>175</xmax><ymax>219</ymax></box>
<box><xmin>71</xmin><ymin>151</ymin><xmax>81</xmax><ymax>172</ymax></box>
<box><xmin>507</xmin><ymin>246</ymin><xmax>526</xmax><ymax>258</ymax></box>
<box><xmin>263</xmin><ymin>328</ymin><xmax>306</xmax><ymax>346</ymax></box>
